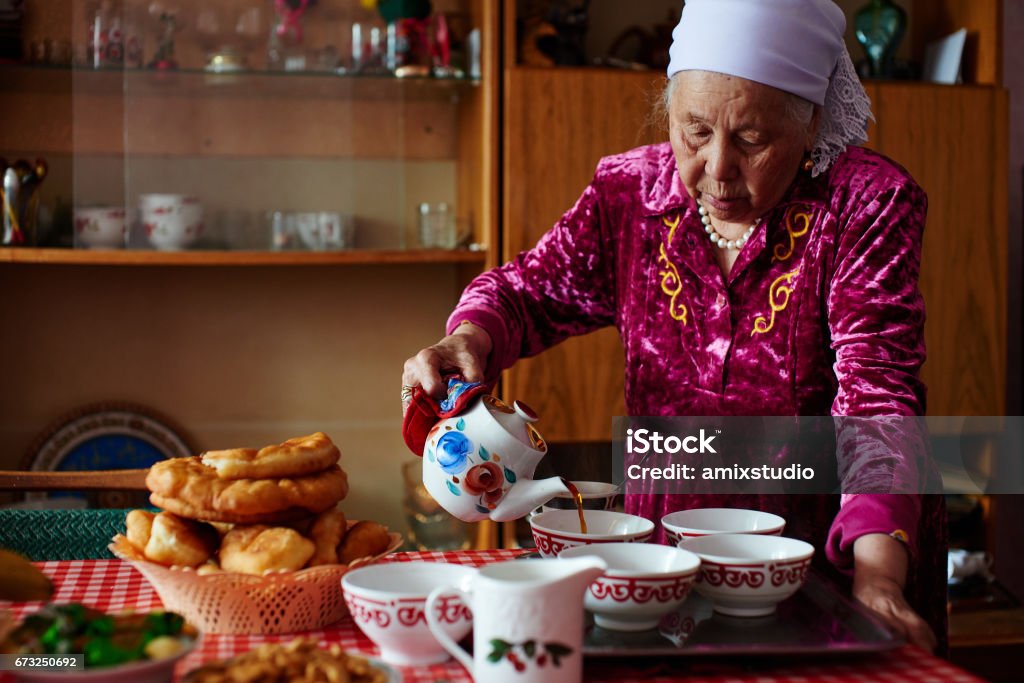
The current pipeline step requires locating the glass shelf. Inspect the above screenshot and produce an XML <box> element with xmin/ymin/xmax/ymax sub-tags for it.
<box><xmin>0</xmin><ymin>247</ymin><xmax>487</xmax><ymax>267</ymax></box>
<box><xmin>0</xmin><ymin>63</ymin><xmax>480</xmax><ymax>100</ymax></box>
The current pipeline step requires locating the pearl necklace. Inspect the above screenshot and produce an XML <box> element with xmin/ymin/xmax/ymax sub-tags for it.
<box><xmin>698</xmin><ymin>204</ymin><xmax>757</xmax><ymax>251</ymax></box>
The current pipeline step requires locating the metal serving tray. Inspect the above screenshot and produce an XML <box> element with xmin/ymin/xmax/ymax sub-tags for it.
<box><xmin>582</xmin><ymin>571</ymin><xmax>903</xmax><ymax>657</ymax></box>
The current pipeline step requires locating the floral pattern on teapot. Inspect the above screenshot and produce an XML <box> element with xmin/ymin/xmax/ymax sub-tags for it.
<box><xmin>426</xmin><ymin>418</ymin><xmax>516</xmax><ymax>516</ymax></box>
<box><xmin>422</xmin><ymin>393</ymin><xmax>564</xmax><ymax>523</ymax></box>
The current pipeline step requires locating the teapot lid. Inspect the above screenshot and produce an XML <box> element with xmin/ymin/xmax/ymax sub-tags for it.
<box><xmin>483</xmin><ymin>397</ymin><xmax>547</xmax><ymax>452</ymax></box>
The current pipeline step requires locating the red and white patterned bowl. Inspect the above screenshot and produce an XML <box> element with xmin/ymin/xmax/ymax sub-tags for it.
<box><xmin>529</xmin><ymin>509</ymin><xmax>654</xmax><ymax>558</ymax></box>
<box><xmin>661</xmin><ymin>508</ymin><xmax>786</xmax><ymax>546</ymax></box>
<box><xmin>678</xmin><ymin>534</ymin><xmax>814</xmax><ymax>617</ymax></box>
<box><xmin>342</xmin><ymin>561</ymin><xmax>476</xmax><ymax>666</ymax></box>
<box><xmin>559</xmin><ymin>543</ymin><xmax>701</xmax><ymax>631</ymax></box>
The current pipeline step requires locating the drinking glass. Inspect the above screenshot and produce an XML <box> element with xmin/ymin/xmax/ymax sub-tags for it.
<box><xmin>418</xmin><ymin>202</ymin><xmax>455</xmax><ymax>249</ymax></box>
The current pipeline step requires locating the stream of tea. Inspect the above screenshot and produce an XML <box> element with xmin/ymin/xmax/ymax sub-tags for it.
<box><xmin>563</xmin><ymin>479</ymin><xmax>588</xmax><ymax>534</ymax></box>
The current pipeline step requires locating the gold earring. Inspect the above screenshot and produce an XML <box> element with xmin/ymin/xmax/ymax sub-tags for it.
<box><xmin>802</xmin><ymin>158</ymin><xmax>814</xmax><ymax>173</ymax></box>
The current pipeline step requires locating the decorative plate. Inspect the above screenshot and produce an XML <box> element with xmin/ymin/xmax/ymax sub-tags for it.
<box><xmin>20</xmin><ymin>402</ymin><xmax>194</xmax><ymax>507</ymax></box>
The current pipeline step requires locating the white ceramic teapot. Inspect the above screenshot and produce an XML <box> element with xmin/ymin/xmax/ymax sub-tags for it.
<box><xmin>421</xmin><ymin>395</ymin><xmax>569</xmax><ymax>522</ymax></box>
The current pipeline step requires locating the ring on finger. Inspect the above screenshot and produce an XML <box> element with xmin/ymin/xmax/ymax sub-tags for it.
<box><xmin>401</xmin><ymin>385</ymin><xmax>414</xmax><ymax>402</ymax></box>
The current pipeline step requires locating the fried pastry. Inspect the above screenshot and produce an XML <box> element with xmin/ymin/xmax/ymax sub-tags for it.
<box><xmin>195</xmin><ymin>561</ymin><xmax>223</xmax><ymax>576</ymax></box>
<box><xmin>337</xmin><ymin>520</ymin><xmax>391</xmax><ymax>565</ymax></box>
<box><xmin>307</xmin><ymin>508</ymin><xmax>347</xmax><ymax>566</ymax></box>
<box><xmin>143</xmin><ymin>512</ymin><xmax>220</xmax><ymax>567</ymax></box>
<box><xmin>200</xmin><ymin>432</ymin><xmax>340</xmax><ymax>480</ymax></box>
<box><xmin>208</xmin><ymin>521</ymin><xmax>234</xmax><ymax>537</ymax></box>
<box><xmin>147</xmin><ymin>458</ymin><xmax>349</xmax><ymax>520</ymax></box>
<box><xmin>219</xmin><ymin>525</ymin><xmax>315</xmax><ymax>575</ymax></box>
<box><xmin>279</xmin><ymin>515</ymin><xmax>316</xmax><ymax>536</ymax></box>
<box><xmin>148</xmin><ymin>495</ymin><xmax>313</xmax><ymax>525</ymax></box>
<box><xmin>125</xmin><ymin>509</ymin><xmax>155</xmax><ymax>553</ymax></box>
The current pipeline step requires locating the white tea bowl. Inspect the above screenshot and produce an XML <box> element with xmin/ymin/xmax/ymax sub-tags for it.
<box><xmin>139</xmin><ymin>194</ymin><xmax>203</xmax><ymax>250</ymax></box>
<box><xmin>529</xmin><ymin>509</ymin><xmax>654</xmax><ymax>558</ymax></box>
<box><xmin>538</xmin><ymin>480</ymin><xmax>620</xmax><ymax>514</ymax></box>
<box><xmin>661</xmin><ymin>508</ymin><xmax>785</xmax><ymax>545</ymax></box>
<box><xmin>342</xmin><ymin>561</ymin><xmax>476</xmax><ymax>666</ymax></box>
<box><xmin>678</xmin><ymin>534</ymin><xmax>814</xmax><ymax>617</ymax></box>
<box><xmin>73</xmin><ymin>207</ymin><xmax>127</xmax><ymax>249</ymax></box>
<box><xmin>559</xmin><ymin>543</ymin><xmax>700</xmax><ymax>631</ymax></box>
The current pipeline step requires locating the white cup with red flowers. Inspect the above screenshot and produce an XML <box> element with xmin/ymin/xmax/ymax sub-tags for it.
<box><xmin>139</xmin><ymin>194</ymin><xmax>204</xmax><ymax>251</ymax></box>
<box><xmin>73</xmin><ymin>206</ymin><xmax>128</xmax><ymax>249</ymax></box>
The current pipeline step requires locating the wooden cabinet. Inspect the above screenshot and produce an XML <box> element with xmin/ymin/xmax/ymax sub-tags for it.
<box><xmin>0</xmin><ymin>0</ymin><xmax>500</xmax><ymax>542</ymax></box>
<box><xmin>500</xmin><ymin>1</ymin><xmax>1009</xmax><ymax>438</ymax></box>
<box><xmin>864</xmin><ymin>82</ymin><xmax>1008</xmax><ymax>416</ymax></box>
<box><xmin>502</xmin><ymin>67</ymin><xmax>660</xmax><ymax>440</ymax></box>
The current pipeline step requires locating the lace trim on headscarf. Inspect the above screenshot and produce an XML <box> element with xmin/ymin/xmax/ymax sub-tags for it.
<box><xmin>810</xmin><ymin>46</ymin><xmax>874</xmax><ymax>177</ymax></box>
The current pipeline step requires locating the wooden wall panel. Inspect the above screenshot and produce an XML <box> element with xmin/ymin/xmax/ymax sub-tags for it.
<box><xmin>503</xmin><ymin>68</ymin><xmax>665</xmax><ymax>441</ymax></box>
<box><xmin>873</xmin><ymin>83</ymin><xmax>1008</xmax><ymax>415</ymax></box>
<box><xmin>0</xmin><ymin>263</ymin><xmax>465</xmax><ymax>536</ymax></box>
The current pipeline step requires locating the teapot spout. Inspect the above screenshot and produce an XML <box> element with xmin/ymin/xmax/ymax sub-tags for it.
<box><xmin>490</xmin><ymin>476</ymin><xmax>570</xmax><ymax>523</ymax></box>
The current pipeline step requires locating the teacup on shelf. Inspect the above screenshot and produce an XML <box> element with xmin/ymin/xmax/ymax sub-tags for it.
<box><xmin>73</xmin><ymin>206</ymin><xmax>128</xmax><ymax>249</ymax></box>
<box><xmin>139</xmin><ymin>194</ymin><xmax>203</xmax><ymax>251</ymax></box>
<box><xmin>290</xmin><ymin>212</ymin><xmax>356</xmax><ymax>250</ymax></box>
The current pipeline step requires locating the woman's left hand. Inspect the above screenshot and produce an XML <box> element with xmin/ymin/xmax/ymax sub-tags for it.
<box><xmin>852</xmin><ymin>533</ymin><xmax>937</xmax><ymax>652</ymax></box>
<box><xmin>853</xmin><ymin>573</ymin><xmax>937</xmax><ymax>652</ymax></box>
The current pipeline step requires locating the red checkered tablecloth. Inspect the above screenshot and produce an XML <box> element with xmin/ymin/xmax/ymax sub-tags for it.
<box><xmin>1</xmin><ymin>552</ymin><xmax>983</xmax><ymax>683</ymax></box>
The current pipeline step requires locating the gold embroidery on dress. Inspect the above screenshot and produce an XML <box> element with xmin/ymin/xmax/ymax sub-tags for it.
<box><xmin>772</xmin><ymin>205</ymin><xmax>813</xmax><ymax>263</ymax></box>
<box><xmin>752</xmin><ymin>266</ymin><xmax>801</xmax><ymax>336</ymax></box>
<box><xmin>657</xmin><ymin>213</ymin><xmax>688</xmax><ymax>325</ymax></box>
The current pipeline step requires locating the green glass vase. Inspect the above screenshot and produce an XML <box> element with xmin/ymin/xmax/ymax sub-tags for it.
<box><xmin>854</xmin><ymin>0</ymin><xmax>906</xmax><ymax>78</ymax></box>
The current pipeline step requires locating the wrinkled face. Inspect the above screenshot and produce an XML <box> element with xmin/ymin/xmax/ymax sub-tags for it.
<box><xmin>669</xmin><ymin>70</ymin><xmax>818</xmax><ymax>226</ymax></box>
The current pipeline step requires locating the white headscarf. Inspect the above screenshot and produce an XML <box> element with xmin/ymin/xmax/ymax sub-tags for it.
<box><xmin>667</xmin><ymin>0</ymin><xmax>873</xmax><ymax>176</ymax></box>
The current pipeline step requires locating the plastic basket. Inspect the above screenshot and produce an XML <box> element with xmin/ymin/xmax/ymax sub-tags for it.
<box><xmin>109</xmin><ymin>524</ymin><xmax>402</xmax><ymax>635</ymax></box>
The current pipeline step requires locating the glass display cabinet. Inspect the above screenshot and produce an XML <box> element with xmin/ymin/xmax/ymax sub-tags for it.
<box><xmin>0</xmin><ymin>0</ymin><xmax>499</xmax><ymax>547</ymax></box>
<box><xmin>1</xmin><ymin>0</ymin><xmax>498</xmax><ymax>264</ymax></box>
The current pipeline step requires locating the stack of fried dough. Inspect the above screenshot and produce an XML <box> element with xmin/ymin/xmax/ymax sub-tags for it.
<box><xmin>124</xmin><ymin>432</ymin><xmax>392</xmax><ymax>576</ymax></box>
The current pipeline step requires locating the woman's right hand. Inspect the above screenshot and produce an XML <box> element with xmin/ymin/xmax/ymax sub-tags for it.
<box><xmin>402</xmin><ymin>322</ymin><xmax>493</xmax><ymax>410</ymax></box>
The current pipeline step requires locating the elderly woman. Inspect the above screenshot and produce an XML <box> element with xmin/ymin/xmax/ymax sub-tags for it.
<box><xmin>402</xmin><ymin>0</ymin><xmax>945</xmax><ymax>653</ymax></box>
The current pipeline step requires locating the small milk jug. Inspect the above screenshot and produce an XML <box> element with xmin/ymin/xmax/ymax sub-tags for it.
<box><xmin>425</xmin><ymin>557</ymin><xmax>606</xmax><ymax>683</ymax></box>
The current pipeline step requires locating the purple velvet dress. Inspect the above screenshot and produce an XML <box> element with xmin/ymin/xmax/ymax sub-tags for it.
<box><xmin>448</xmin><ymin>143</ymin><xmax>947</xmax><ymax>649</ymax></box>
